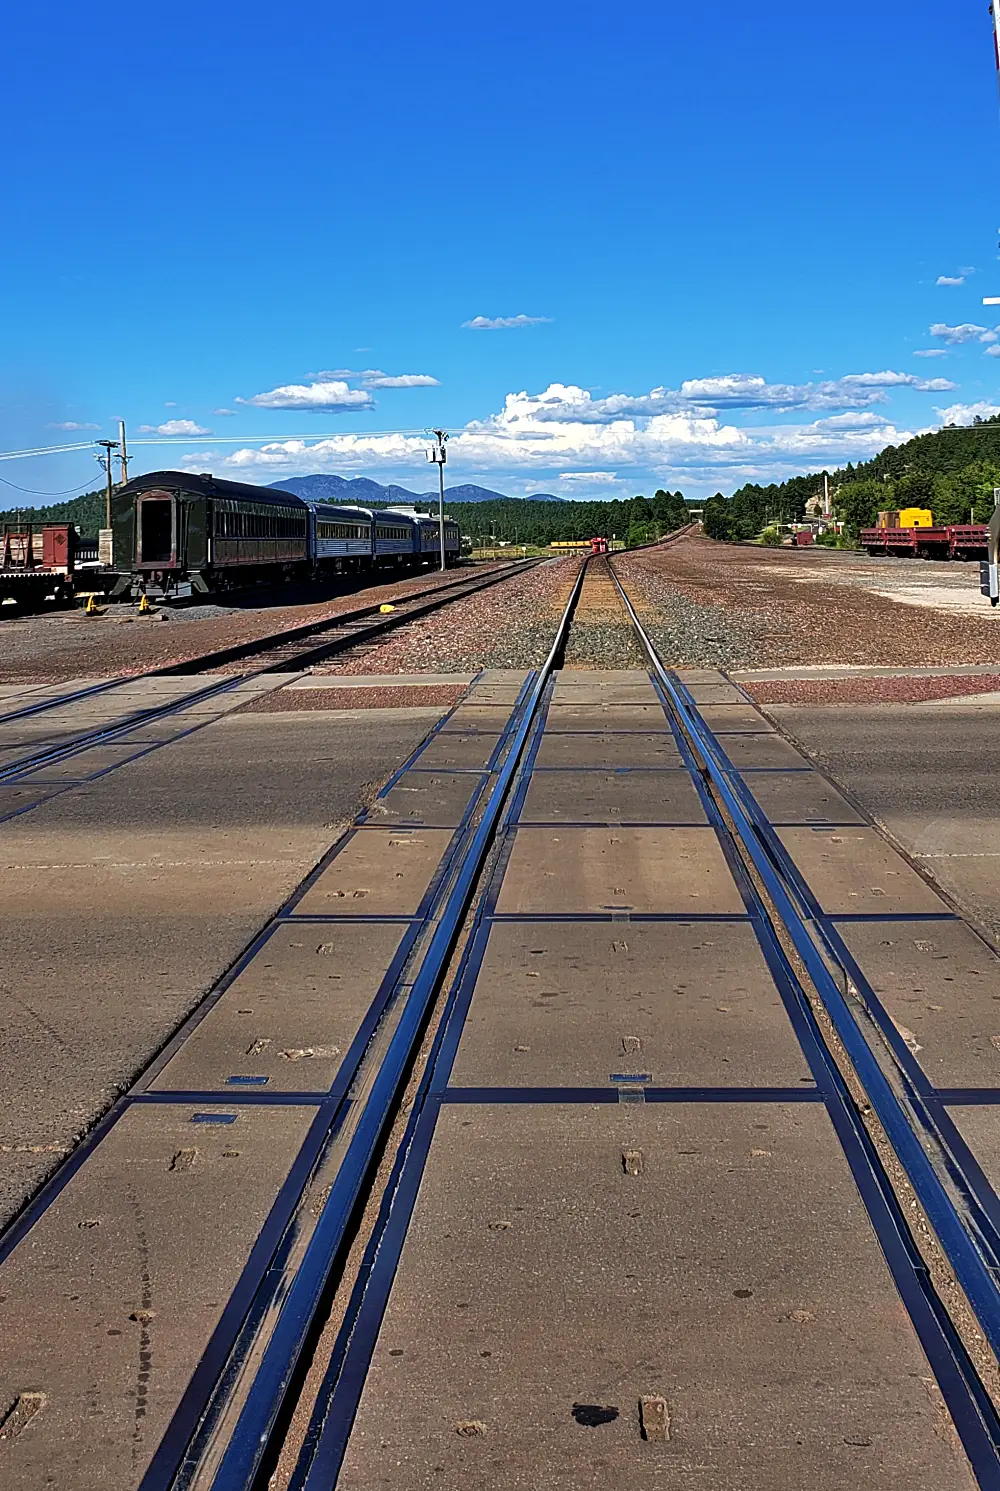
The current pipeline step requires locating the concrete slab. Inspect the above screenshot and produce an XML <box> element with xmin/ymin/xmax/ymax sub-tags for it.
<box><xmin>0</xmin><ymin>1102</ymin><xmax>318</xmax><ymax>1491</ymax></box>
<box><xmin>417</xmin><ymin>733</ymin><xmax>502</xmax><ymax>769</ymax></box>
<box><xmin>450</xmin><ymin>921</ymin><xmax>812</xmax><ymax>1087</ymax></box>
<box><xmin>441</xmin><ymin>706</ymin><xmax>515</xmax><ymax>733</ymax></box>
<box><xmin>542</xmin><ymin>705</ymin><xmax>670</xmax><ymax>733</ymax></box>
<box><xmin>743</xmin><ymin>770</ymin><xmax>866</xmax><ymax>826</ymax></box>
<box><xmin>495</xmin><ymin>827</ymin><xmax>745</xmax><ymax>915</ymax></box>
<box><xmin>341</xmin><ymin>1103</ymin><xmax>972</xmax><ymax>1491</ymax></box>
<box><xmin>778</xmin><ymin>827</ymin><xmax>950</xmax><ymax>916</ymax></box>
<box><xmin>716</xmin><ymin>732</ymin><xmax>809</xmax><ymax>770</ymax></box>
<box><xmin>697</xmin><ymin>703</ymin><xmax>775</xmax><ymax>734</ymax></box>
<box><xmin>682</xmin><ymin>682</ymin><xmax>745</xmax><ymax>705</ymax></box>
<box><xmin>518</xmin><ymin>770</ymin><xmax>707</xmax><ymax>824</ymax></box>
<box><xmin>534</xmin><ymin>732</ymin><xmax>682</xmax><ymax>768</ymax></box>
<box><xmin>365</xmin><ymin>772</ymin><xmax>485</xmax><ymax>828</ymax></box>
<box><xmin>836</xmin><ymin>918</ymin><xmax>1000</xmax><ymax>1088</ymax></box>
<box><xmin>13</xmin><ymin>744</ymin><xmax>151</xmax><ymax>783</ymax></box>
<box><xmin>151</xmin><ymin>921</ymin><xmax>409</xmax><ymax>1093</ymax></box>
<box><xmin>295</xmin><ymin>828</ymin><xmax>454</xmax><ymax>916</ymax></box>
<box><xmin>942</xmin><ymin>1104</ymin><xmax>1000</xmax><ymax>1197</ymax></box>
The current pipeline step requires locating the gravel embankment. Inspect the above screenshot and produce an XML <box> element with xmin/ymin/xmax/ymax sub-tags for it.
<box><xmin>0</xmin><ymin>564</ymin><xmax>510</xmax><ymax>684</ymax></box>
<box><xmin>617</xmin><ymin>536</ymin><xmax>1000</xmax><ymax>669</ymax></box>
<box><xmin>323</xmin><ymin>558</ymin><xmax>582</xmax><ymax>675</ymax></box>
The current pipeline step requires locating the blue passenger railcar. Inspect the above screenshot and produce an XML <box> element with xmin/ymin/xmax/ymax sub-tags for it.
<box><xmin>416</xmin><ymin>515</ymin><xmax>461</xmax><ymax>564</ymax></box>
<box><xmin>308</xmin><ymin>503</ymin><xmax>374</xmax><ymax>572</ymax></box>
<box><xmin>374</xmin><ymin>510</ymin><xmax>419</xmax><ymax>565</ymax></box>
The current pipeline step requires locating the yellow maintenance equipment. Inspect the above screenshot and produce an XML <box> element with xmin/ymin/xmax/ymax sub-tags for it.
<box><xmin>876</xmin><ymin>508</ymin><xmax>933</xmax><ymax>529</ymax></box>
<box><xmin>84</xmin><ymin>594</ymin><xmax>100</xmax><ymax>615</ymax></box>
<box><xmin>379</xmin><ymin>604</ymin><xmax>395</xmax><ymax>613</ymax></box>
<box><xmin>138</xmin><ymin>594</ymin><xmax>150</xmax><ymax>614</ymax></box>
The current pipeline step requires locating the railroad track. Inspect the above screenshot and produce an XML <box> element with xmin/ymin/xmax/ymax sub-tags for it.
<box><xmin>5</xmin><ymin>553</ymin><xmax>1000</xmax><ymax>1488</ymax></box>
<box><xmin>0</xmin><ymin>561</ymin><xmax>539</xmax><ymax>805</ymax></box>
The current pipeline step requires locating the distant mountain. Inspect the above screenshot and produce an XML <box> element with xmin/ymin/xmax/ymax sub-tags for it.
<box><xmin>270</xmin><ymin>474</ymin><xmax>567</xmax><ymax>505</ymax></box>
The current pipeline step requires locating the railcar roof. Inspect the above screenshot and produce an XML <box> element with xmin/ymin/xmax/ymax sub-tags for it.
<box><xmin>308</xmin><ymin>503</ymin><xmax>374</xmax><ymax>519</ymax></box>
<box><xmin>116</xmin><ymin>471</ymin><xmax>306</xmax><ymax>509</ymax></box>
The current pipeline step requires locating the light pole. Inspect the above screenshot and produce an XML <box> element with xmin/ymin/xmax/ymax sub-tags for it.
<box><xmin>427</xmin><ymin>429</ymin><xmax>448</xmax><ymax>570</ymax></box>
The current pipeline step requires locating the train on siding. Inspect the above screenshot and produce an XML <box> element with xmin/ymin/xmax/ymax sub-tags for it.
<box><xmin>109</xmin><ymin>471</ymin><xmax>461</xmax><ymax>597</ymax></box>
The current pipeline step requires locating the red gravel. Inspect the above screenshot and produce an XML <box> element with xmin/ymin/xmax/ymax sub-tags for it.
<box><xmin>239</xmin><ymin>685</ymin><xmax>467</xmax><ymax>713</ymax></box>
<box><xmin>746</xmin><ymin>674</ymin><xmax>1000</xmax><ymax>706</ymax></box>
<box><xmin>0</xmin><ymin>564</ymin><xmax>511</xmax><ymax>684</ymax></box>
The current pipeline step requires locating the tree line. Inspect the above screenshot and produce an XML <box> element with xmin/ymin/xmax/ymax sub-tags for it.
<box><xmin>701</xmin><ymin>413</ymin><xmax>1000</xmax><ymax>545</ymax></box>
<box><xmin>1</xmin><ymin>486</ymin><xmax>693</xmax><ymax>546</ymax></box>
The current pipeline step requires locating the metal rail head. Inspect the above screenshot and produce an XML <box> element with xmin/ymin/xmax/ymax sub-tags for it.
<box><xmin>607</xmin><ymin>561</ymin><xmax>1000</xmax><ymax>1376</ymax></box>
<box><xmin>143</xmin><ymin>556</ymin><xmax>587</xmax><ymax>1491</ymax></box>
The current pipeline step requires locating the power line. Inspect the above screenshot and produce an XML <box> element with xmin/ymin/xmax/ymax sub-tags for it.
<box><xmin>0</xmin><ymin>428</ymin><xmax>431</xmax><ymax>462</ymax></box>
<box><xmin>0</xmin><ymin>472</ymin><xmax>102</xmax><ymax>497</ymax></box>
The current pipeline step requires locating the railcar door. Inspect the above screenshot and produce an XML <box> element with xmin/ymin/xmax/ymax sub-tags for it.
<box><xmin>136</xmin><ymin>493</ymin><xmax>175</xmax><ymax>567</ymax></box>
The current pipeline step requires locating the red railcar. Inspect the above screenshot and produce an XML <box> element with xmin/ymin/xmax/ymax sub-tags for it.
<box><xmin>860</xmin><ymin>523</ymin><xmax>988</xmax><ymax>559</ymax></box>
<box><xmin>590</xmin><ymin>536</ymin><xmax>609</xmax><ymax>555</ymax></box>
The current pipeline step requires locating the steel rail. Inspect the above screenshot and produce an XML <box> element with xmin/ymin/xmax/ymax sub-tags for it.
<box><xmin>609</xmin><ymin>565</ymin><xmax>1000</xmax><ymax>1370</ymax></box>
<box><xmin>162</xmin><ymin>560</ymin><xmax>540</xmax><ymax>675</ymax></box>
<box><xmin>137</xmin><ymin>558</ymin><xmax>587</xmax><ymax>1491</ymax></box>
<box><xmin>0</xmin><ymin>560</ymin><xmax>532</xmax><ymax>728</ymax></box>
<box><xmin>0</xmin><ymin>561</ymin><xmax>541</xmax><ymax>785</ymax></box>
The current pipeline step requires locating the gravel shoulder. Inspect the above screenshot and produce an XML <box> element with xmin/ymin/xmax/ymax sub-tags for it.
<box><xmin>0</xmin><ymin>563</ymin><xmax>511</xmax><ymax>684</ymax></box>
<box><xmin>618</xmin><ymin>535</ymin><xmax>1000</xmax><ymax>670</ymax></box>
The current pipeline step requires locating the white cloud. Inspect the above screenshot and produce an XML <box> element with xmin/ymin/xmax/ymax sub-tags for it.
<box><xmin>210</xmin><ymin>379</ymin><xmax>921</xmax><ymax>496</ymax></box>
<box><xmin>137</xmin><ymin>418</ymin><xmax>212</xmax><ymax>435</ymax></box>
<box><xmin>930</xmin><ymin>322</ymin><xmax>991</xmax><ymax>344</ymax></box>
<box><xmin>48</xmin><ymin>420</ymin><xmax>99</xmax><ymax>430</ymax></box>
<box><xmin>936</xmin><ymin>275</ymin><xmax>965</xmax><ymax>286</ymax></box>
<box><xmin>986</xmin><ymin>345</ymin><xmax>1000</xmax><ymax>359</ymax></box>
<box><xmin>913</xmin><ymin>348</ymin><xmax>949</xmax><ymax>358</ymax></box>
<box><xmin>461</xmin><ymin>314</ymin><xmax>554</xmax><ymax>330</ymax></box>
<box><xmin>236</xmin><ymin>380</ymin><xmax>375</xmax><ymax>412</ymax></box>
<box><xmin>935</xmin><ymin>400</ymin><xmax>1000</xmax><ymax>425</ymax></box>
<box><xmin>164</xmin><ymin>400</ymin><xmax>178</xmax><ymax>408</ymax></box>
<box><xmin>559</xmin><ymin>471</ymin><xmax>619</xmax><ymax>484</ymax></box>
<box><xmin>213</xmin><ymin>408</ymin><xmax>238</xmax><ymax>416</ymax></box>
<box><xmin>362</xmin><ymin>372</ymin><xmax>439</xmax><ymax>388</ymax></box>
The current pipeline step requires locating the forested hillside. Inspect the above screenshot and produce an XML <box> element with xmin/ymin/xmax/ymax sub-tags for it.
<box><xmin>702</xmin><ymin>414</ymin><xmax>1000</xmax><ymax>544</ymax></box>
<box><xmin>0</xmin><ymin>488</ymin><xmax>106</xmax><ymax>537</ymax></box>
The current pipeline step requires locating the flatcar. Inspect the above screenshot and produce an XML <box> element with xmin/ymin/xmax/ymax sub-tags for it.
<box><xmin>110</xmin><ymin>472</ymin><xmax>461</xmax><ymax>597</ymax></box>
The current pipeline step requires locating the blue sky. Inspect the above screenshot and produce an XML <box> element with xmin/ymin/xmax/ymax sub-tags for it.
<box><xmin>4</xmin><ymin>0</ymin><xmax>1000</xmax><ymax>506</ymax></box>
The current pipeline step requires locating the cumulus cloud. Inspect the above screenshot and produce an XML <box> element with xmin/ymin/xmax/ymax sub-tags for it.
<box><xmin>462</xmin><ymin>314</ymin><xmax>554</xmax><ymax>330</ymax></box>
<box><xmin>209</xmin><ymin>378</ymin><xmax>921</xmax><ymax>495</ymax></box>
<box><xmin>137</xmin><ymin>418</ymin><xmax>212</xmax><ymax>435</ymax></box>
<box><xmin>986</xmin><ymin>345</ymin><xmax>1000</xmax><ymax>359</ymax></box>
<box><xmin>930</xmin><ymin>322</ymin><xmax>993</xmax><ymax>344</ymax></box>
<box><xmin>936</xmin><ymin>400</ymin><xmax>1000</xmax><ymax>425</ymax></box>
<box><xmin>559</xmin><ymin>471</ymin><xmax>620</xmax><ymax>484</ymax></box>
<box><xmin>936</xmin><ymin>275</ymin><xmax>966</xmax><ymax>286</ymax></box>
<box><xmin>236</xmin><ymin>380</ymin><xmax>375</xmax><ymax>412</ymax></box>
<box><xmin>48</xmin><ymin>420</ymin><xmax>100</xmax><ymax>430</ymax></box>
<box><xmin>362</xmin><ymin>372</ymin><xmax>439</xmax><ymax>388</ymax></box>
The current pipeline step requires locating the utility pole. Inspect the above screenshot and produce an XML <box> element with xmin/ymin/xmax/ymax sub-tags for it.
<box><xmin>427</xmin><ymin>429</ymin><xmax>448</xmax><ymax>570</ymax></box>
<box><xmin>96</xmin><ymin>440</ymin><xmax>119</xmax><ymax>530</ymax></box>
<box><xmin>118</xmin><ymin>420</ymin><xmax>129</xmax><ymax>485</ymax></box>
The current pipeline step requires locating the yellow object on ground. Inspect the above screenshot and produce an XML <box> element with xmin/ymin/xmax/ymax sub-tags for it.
<box><xmin>138</xmin><ymin>594</ymin><xmax>149</xmax><ymax>614</ymax></box>
<box><xmin>379</xmin><ymin>604</ymin><xmax>395</xmax><ymax>613</ymax></box>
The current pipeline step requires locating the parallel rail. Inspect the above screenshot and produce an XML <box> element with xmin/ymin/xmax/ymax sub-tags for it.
<box><xmin>0</xmin><ymin>561</ymin><xmax>540</xmax><ymax>786</ymax></box>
